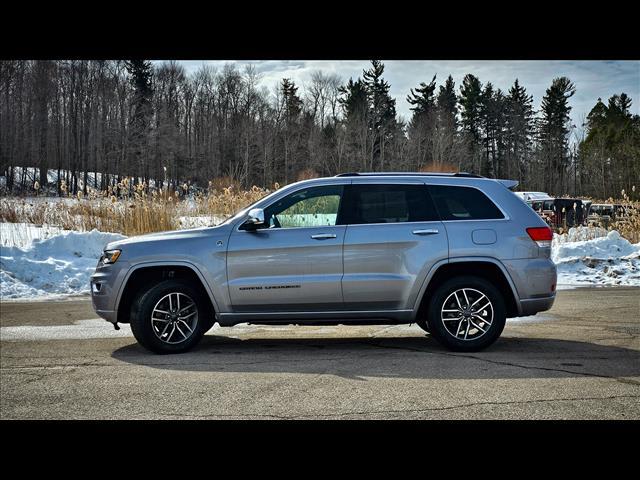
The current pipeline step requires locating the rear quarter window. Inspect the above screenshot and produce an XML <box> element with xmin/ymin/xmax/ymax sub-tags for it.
<box><xmin>428</xmin><ymin>185</ymin><xmax>504</xmax><ymax>221</ymax></box>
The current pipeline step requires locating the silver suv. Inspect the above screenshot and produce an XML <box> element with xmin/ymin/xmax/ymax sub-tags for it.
<box><xmin>91</xmin><ymin>173</ymin><xmax>557</xmax><ymax>354</ymax></box>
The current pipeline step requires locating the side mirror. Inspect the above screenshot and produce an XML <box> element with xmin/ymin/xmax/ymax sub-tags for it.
<box><xmin>244</xmin><ymin>208</ymin><xmax>265</xmax><ymax>229</ymax></box>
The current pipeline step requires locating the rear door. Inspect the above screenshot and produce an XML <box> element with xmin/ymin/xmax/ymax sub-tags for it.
<box><xmin>341</xmin><ymin>181</ymin><xmax>448</xmax><ymax>311</ymax></box>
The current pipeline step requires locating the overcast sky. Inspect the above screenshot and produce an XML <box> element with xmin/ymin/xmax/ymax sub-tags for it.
<box><xmin>155</xmin><ymin>60</ymin><xmax>639</xmax><ymax>135</ymax></box>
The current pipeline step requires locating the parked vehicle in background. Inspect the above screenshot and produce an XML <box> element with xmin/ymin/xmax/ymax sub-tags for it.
<box><xmin>91</xmin><ymin>172</ymin><xmax>557</xmax><ymax>354</ymax></box>
<box><xmin>587</xmin><ymin>203</ymin><xmax>624</xmax><ymax>227</ymax></box>
<box><xmin>516</xmin><ymin>192</ymin><xmax>588</xmax><ymax>229</ymax></box>
<box><xmin>513</xmin><ymin>191</ymin><xmax>553</xmax><ymax>203</ymax></box>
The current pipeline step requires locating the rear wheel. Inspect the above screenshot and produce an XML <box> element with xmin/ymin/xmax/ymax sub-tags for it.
<box><xmin>130</xmin><ymin>279</ymin><xmax>210</xmax><ymax>354</ymax></box>
<box><xmin>427</xmin><ymin>276</ymin><xmax>506</xmax><ymax>352</ymax></box>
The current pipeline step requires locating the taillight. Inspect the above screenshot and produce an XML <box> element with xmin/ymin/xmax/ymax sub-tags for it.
<box><xmin>527</xmin><ymin>227</ymin><xmax>553</xmax><ymax>247</ymax></box>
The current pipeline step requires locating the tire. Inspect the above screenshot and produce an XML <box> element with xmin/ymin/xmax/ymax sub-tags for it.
<box><xmin>427</xmin><ymin>275</ymin><xmax>506</xmax><ymax>352</ymax></box>
<box><xmin>202</xmin><ymin>316</ymin><xmax>216</xmax><ymax>333</ymax></box>
<box><xmin>129</xmin><ymin>279</ymin><xmax>210</xmax><ymax>354</ymax></box>
<box><xmin>416</xmin><ymin>318</ymin><xmax>431</xmax><ymax>333</ymax></box>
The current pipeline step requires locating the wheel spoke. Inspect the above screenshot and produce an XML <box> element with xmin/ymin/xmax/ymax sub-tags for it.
<box><xmin>475</xmin><ymin>302</ymin><xmax>491</xmax><ymax>314</ymax></box>
<box><xmin>470</xmin><ymin>294</ymin><xmax>487</xmax><ymax>308</ymax></box>
<box><xmin>166</xmin><ymin>324</ymin><xmax>176</xmax><ymax>342</ymax></box>
<box><xmin>442</xmin><ymin>309</ymin><xmax>460</xmax><ymax>313</ymax></box>
<box><xmin>159</xmin><ymin>321</ymin><xmax>171</xmax><ymax>337</ymax></box>
<box><xmin>462</xmin><ymin>289</ymin><xmax>470</xmax><ymax>307</ymax></box>
<box><xmin>453</xmin><ymin>291</ymin><xmax>463</xmax><ymax>310</ymax></box>
<box><xmin>464</xmin><ymin>321</ymin><xmax>470</xmax><ymax>339</ymax></box>
<box><xmin>178</xmin><ymin>302</ymin><xmax>194</xmax><ymax>314</ymax></box>
<box><xmin>179</xmin><ymin>311</ymin><xmax>196</xmax><ymax>320</ymax></box>
<box><xmin>472</xmin><ymin>313</ymin><xmax>492</xmax><ymax>325</ymax></box>
<box><xmin>179</xmin><ymin>320</ymin><xmax>193</xmax><ymax>333</ymax></box>
<box><xmin>443</xmin><ymin>316</ymin><xmax>463</xmax><ymax>322</ymax></box>
<box><xmin>469</xmin><ymin>319</ymin><xmax>486</xmax><ymax>333</ymax></box>
<box><xmin>455</xmin><ymin>319</ymin><xmax>464</xmax><ymax>336</ymax></box>
<box><xmin>175</xmin><ymin>323</ymin><xmax>186</xmax><ymax>339</ymax></box>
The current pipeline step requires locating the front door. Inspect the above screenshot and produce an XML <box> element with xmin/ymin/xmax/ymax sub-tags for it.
<box><xmin>226</xmin><ymin>184</ymin><xmax>347</xmax><ymax>312</ymax></box>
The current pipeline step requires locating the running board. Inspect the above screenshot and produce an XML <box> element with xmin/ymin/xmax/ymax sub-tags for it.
<box><xmin>216</xmin><ymin>309</ymin><xmax>414</xmax><ymax>326</ymax></box>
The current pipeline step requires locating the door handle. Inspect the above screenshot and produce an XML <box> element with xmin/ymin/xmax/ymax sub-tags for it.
<box><xmin>311</xmin><ymin>233</ymin><xmax>337</xmax><ymax>240</ymax></box>
<box><xmin>412</xmin><ymin>229</ymin><xmax>439</xmax><ymax>235</ymax></box>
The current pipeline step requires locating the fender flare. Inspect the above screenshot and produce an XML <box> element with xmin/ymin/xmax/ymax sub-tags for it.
<box><xmin>411</xmin><ymin>256</ymin><xmax>522</xmax><ymax>318</ymax></box>
<box><xmin>114</xmin><ymin>260</ymin><xmax>221</xmax><ymax>316</ymax></box>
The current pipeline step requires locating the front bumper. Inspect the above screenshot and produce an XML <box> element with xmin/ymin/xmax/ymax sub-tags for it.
<box><xmin>90</xmin><ymin>260</ymin><xmax>130</xmax><ymax>324</ymax></box>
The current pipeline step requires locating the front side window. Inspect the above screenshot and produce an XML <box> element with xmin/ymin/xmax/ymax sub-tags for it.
<box><xmin>428</xmin><ymin>185</ymin><xmax>504</xmax><ymax>221</ymax></box>
<box><xmin>262</xmin><ymin>185</ymin><xmax>343</xmax><ymax>229</ymax></box>
<box><xmin>342</xmin><ymin>184</ymin><xmax>439</xmax><ymax>224</ymax></box>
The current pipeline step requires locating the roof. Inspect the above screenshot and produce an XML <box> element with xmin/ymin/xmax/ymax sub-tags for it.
<box><xmin>335</xmin><ymin>172</ymin><xmax>482</xmax><ymax>178</ymax></box>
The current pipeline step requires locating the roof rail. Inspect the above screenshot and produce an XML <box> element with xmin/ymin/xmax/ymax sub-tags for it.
<box><xmin>334</xmin><ymin>172</ymin><xmax>484</xmax><ymax>178</ymax></box>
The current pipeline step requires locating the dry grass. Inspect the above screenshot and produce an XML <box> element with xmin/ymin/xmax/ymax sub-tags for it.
<box><xmin>2</xmin><ymin>178</ymin><xmax>639</xmax><ymax>243</ymax></box>
<box><xmin>0</xmin><ymin>178</ymin><xmax>270</xmax><ymax>236</ymax></box>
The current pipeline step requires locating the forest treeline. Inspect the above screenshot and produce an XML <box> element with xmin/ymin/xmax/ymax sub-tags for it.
<box><xmin>0</xmin><ymin>59</ymin><xmax>638</xmax><ymax>199</ymax></box>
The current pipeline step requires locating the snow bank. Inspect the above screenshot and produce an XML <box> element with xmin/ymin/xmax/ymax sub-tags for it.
<box><xmin>553</xmin><ymin>227</ymin><xmax>640</xmax><ymax>287</ymax></box>
<box><xmin>0</xmin><ymin>227</ymin><xmax>125</xmax><ymax>300</ymax></box>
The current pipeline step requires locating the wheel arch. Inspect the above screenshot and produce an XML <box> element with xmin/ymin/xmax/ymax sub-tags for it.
<box><xmin>115</xmin><ymin>262</ymin><xmax>218</xmax><ymax>324</ymax></box>
<box><xmin>414</xmin><ymin>258</ymin><xmax>521</xmax><ymax>320</ymax></box>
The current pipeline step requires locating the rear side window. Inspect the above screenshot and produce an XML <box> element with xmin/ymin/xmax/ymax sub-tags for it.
<box><xmin>428</xmin><ymin>185</ymin><xmax>504</xmax><ymax>220</ymax></box>
<box><xmin>342</xmin><ymin>184</ymin><xmax>439</xmax><ymax>224</ymax></box>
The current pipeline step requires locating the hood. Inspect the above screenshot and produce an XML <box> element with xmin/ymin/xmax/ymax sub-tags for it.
<box><xmin>104</xmin><ymin>223</ymin><xmax>232</xmax><ymax>251</ymax></box>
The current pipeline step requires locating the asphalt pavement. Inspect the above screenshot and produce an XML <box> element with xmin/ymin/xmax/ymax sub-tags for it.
<box><xmin>1</xmin><ymin>287</ymin><xmax>638</xmax><ymax>419</ymax></box>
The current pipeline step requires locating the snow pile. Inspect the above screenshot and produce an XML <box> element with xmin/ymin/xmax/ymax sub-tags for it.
<box><xmin>0</xmin><ymin>228</ymin><xmax>125</xmax><ymax>299</ymax></box>
<box><xmin>552</xmin><ymin>228</ymin><xmax>640</xmax><ymax>287</ymax></box>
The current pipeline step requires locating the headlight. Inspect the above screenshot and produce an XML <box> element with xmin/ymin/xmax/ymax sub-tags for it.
<box><xmin>102</xmin><ymin>249</ymin><xmax>122</xmax><ymax>264</ymax></box>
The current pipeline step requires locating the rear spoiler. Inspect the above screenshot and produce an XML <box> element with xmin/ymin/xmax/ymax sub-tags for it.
<box><xmin>497</xmin><ymin>179</ymin><xmax>519</xmax><ymax>190</ymax></box>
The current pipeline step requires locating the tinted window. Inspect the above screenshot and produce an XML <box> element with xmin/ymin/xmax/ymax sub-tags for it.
<box><xmin>342</xmin><ymin>184</ymin><xmax>439</xmax><ymax>224</ymax></box>
<box><xmin>429</xmin><ymin>185</ymin><xmax>504</xmax><ymax>220</ymax></box>
<box><xmin>262</xmin><ymin>185</ymin><xmax>343</xmax><ymax>229</ymax></box>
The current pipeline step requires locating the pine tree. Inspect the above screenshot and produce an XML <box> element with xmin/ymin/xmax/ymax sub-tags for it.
<box><xmin>338</xmin><ymin>78</ymin><xmax>369</xmax><ymax>170</ymax></box>
<box><xmin>538</xmin><ymin>76</ymin><xmax>576</xmax><ymax>193</ymax></box>
<box><xmin>504</xmin><ymin>79</ymin><xmax>534</xmax><ymax>183</ymax></box>
<box><xmin>580</xmin><ymin>93</ymin><xmax>639</xmax><ymax>198</ymax></box>
<box><xmin>407</xmin><ymin>75</ymin><xmax>437</xmax><ymax>169</ymax></box>
<box><xmin>279</xmin><ymin>78</ymin><xmax>304</xmax><ymax>183</ymax></box>
<box><xmin>436</xmin><ymin>75</ymin><xmax>458</xmax><ymax>130</ymax></box>
<box><xmin>459</xmin><ymin>74</ymin><xmax>483</xmax><ymax>172</ymax></box>
<box><xmin>125</xmin><ymin>60</ymin><xmax>154</xmax><ymax>183</ymax></box>
<box><xmin>407</xmin><ymin>75</ymin><xmax>437</xmax><ymax>115</ymax></box>
<box><xmin>433</xmin><ymin>75</ymin><xmax>462</xmax><ymax>170</ymax></box>
<box><xmin>362</xmin><ymin>60</ymin><xmax>397</xmax><ymax>171</ymax></box>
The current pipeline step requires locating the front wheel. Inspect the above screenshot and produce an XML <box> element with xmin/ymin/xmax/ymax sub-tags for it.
<box><xmin>129</xmin><ymin>280</ymin><xmax>209</xmax><ymax>354</ymax></box>
<box><xmin>427</xmin><ymin>276</ymin><xmax>506</xmax><ymax>352</ymax></box>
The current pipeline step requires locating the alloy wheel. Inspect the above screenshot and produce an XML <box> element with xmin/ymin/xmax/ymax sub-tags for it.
<box><xmin>150</xmin><ymin>292</ymin><xmax>199</xmax><ymax>344</ymax></box>
<box><xmin>440</xmin><ymin>288</ymin><xmax>494</xmax><ymax>341</ymax></box>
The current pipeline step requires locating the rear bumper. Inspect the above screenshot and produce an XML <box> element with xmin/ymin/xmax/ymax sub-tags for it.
<box><xmin>518</xmin><ymin>294</ymin><xmax>556</xmax><ymax>317</ymax></box>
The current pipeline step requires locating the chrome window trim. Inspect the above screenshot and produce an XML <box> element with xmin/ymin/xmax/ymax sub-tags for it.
<box><xmin>232</xmin><ymin>178</ymin><xmax>511</xmax><ymax>231</ymax></box>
